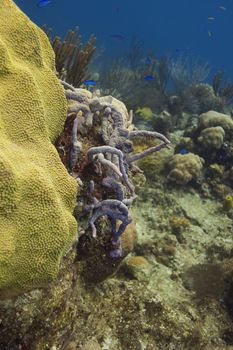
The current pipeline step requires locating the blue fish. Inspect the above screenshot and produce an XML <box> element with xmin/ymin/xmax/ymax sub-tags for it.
<box><xmin>174</xmin><ymin>48</ymin><xmax>181</xmax><ymax>54</ymax></box>
<box><xmin>144</xmin><ymin>75</ymin><xmax>154</xmax><ymax>81</ymax></box>
<box><xmin>110</xmin><ymin>34</ymin><xmax>125</xmax><ymax>40</ymax></box>
<box><xmin>83</xmin><ymin>80</ymin><xmax>97</xmax><ymax>86</ymax></box>
<box><xmin>37</xmin><ymin>0</ymin><xmax>52</xmax><ymax>7</ymax></box>
<box><xmin>179</xmin><ymin>148</ymin><xmax>189</xmax><ymax>155</ymax></box>
<box><xmin>146</xmin><ymin>57</ymin><xmax>152</xmax><ymax>65</ymax></box>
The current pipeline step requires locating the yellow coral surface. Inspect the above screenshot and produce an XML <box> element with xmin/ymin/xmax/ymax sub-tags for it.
<box><xmin>0</xmin><ymin>0</ymin><xmax>77</xmax><ymax>295</ymax></box>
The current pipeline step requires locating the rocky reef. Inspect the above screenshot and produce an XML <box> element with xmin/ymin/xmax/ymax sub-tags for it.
<box><xmin>1</xmin><ymin>2</ymin><xmax>233</xmax><ymax>350</ymax></box>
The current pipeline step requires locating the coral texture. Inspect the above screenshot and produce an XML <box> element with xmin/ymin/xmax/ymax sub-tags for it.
<box><xmin>167</xmin><ymin>153</ymin><xmax>204</xmax><ymax>185</ymax></box>
<box><xmin>198</xmin><ymin>110</ymin><xmax>233</xmax><ymax>132</ymax></box>
<box><xmin>0</xmin><ymin>0</ymin><xmax>77</xmax><ymax>296</ymax></box>
<box><xmin>197</xmin><ymin>126</ymin><xmax>225</xmax><ymax>150</ymax></box>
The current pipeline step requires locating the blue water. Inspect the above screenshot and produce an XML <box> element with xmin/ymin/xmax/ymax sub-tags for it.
<box><xmin>15</xmin><ymin>0</ymin><xmax>233</xmax><ymax>80</ymax></box>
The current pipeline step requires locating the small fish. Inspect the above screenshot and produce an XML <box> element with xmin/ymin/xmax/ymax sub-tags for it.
<box><xmin>136</xmin><ymin>107</ymin><xmax>153</xmax><ymax>120</ymax></box>
<box><xmin>37</xmin><ymin>0</ymin><xmax>52</xmax><ymax>7</ymax></box>
<box><xmin>110</xmin><ymin>34</ymin><xmax>125</xmax><ymax>40</ymax></box>
<box><xmin>145</xmin><ymin>57</ymin><xmax>152</xmax><ymax>65</ymax></box>
<box><xmin>219</xmin><ymin>6</ymin><xmax>226</xmax><ymax>11</ymax></box>
<box><xmin>208</xmin><ymin>17</ymin><xmax>215</xmax><ymax>21</ymax></box>
<box><xmin>179</xmin><ymin>148</ymin><xmax>189</xmax><ymax>155</ymax></box>
<box><xmin>83</xmin><ymin>80</ymin><xmax>97</xmax><ymax>86</ymax></box>
<box><xmin>144</xmin><ymin>75</ymin><xmax>154</xmax><ymax>81</ymax></box>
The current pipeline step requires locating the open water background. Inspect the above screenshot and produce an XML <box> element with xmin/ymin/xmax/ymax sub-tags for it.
<box><xmin>15</xmin><ymin>0</ymin><xmax>233</xmax><ymax>81</ymax></box>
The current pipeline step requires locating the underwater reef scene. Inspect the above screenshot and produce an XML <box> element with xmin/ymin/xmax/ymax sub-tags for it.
<box><xmin>1</xmin><ymin>0</ymin><xmax>233</xmax><ymax>349</ymax></box>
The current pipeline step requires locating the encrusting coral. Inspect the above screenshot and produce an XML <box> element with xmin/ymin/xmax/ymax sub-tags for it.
<box><xmin>0</xmin><ymin>0</ymin><xmax>77</xmax><ymax>297</ymax></box>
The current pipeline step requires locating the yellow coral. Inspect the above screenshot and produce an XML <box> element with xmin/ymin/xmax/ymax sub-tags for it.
<box><xmin>199</xmin><ymin>111</ymin><xmax>233</xmax><ymax>131</ymax></box>
<box><xmin>169</xmin><ymin>216</ymin><xmax>190</xmax><ymax>234</ymax></box>
<box><xmin>136</xmin><ymin>107</ymin><xmax>154</xmax><ymax>121</ymax></box>
<box><xmin>126</xmin><ymin>256</ymin><xmax>149</xmax><ymax>267</ymax></box>
<box><xmin>197</xmin><ymin>126</ymin><xmax>225</xmax><ymax>150</ymax></box>
<box><xmin>223</xmin><ymin>195</ymin><xmax>233</xmax><ymax>212</ymax></box>
<box><xmin>0</xmin><ymin>0</ymin><xmax>77</xmax><ymax>296</ymax></box>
